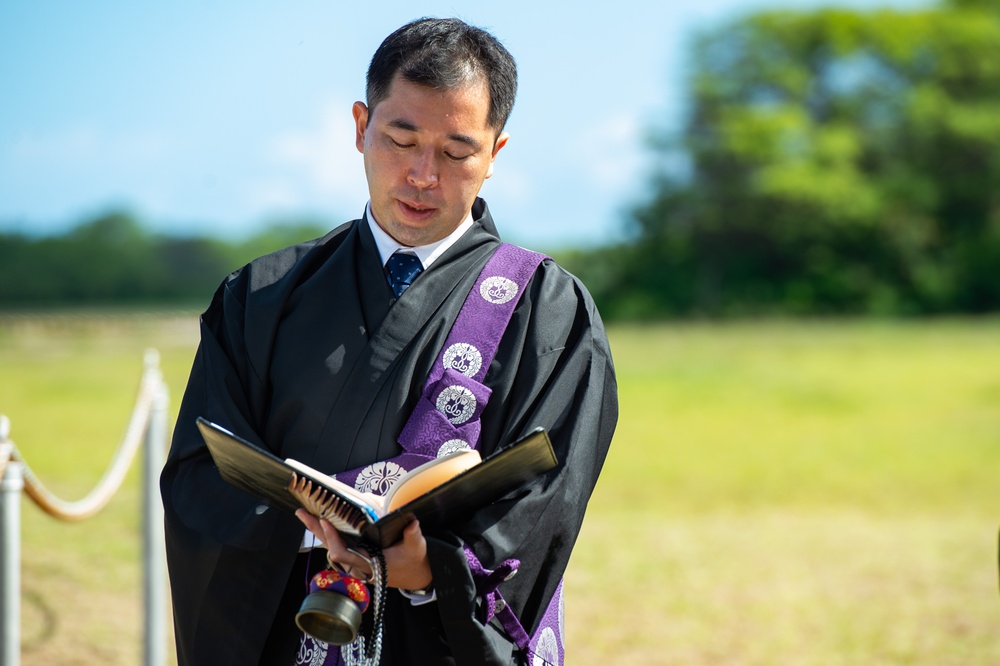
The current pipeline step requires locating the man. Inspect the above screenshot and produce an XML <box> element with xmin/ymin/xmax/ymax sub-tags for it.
<box><xmin>161</xmin><ymin>17</ymin><xmax>617</xmax><ymax>665</ymax></box>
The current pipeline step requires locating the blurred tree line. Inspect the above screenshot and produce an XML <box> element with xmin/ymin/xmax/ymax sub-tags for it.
<box><xmin>3</xmin><ymin>0</ymin><xmax>998</xmax><ymax>318</ymax></box>
<box><xmin>564</xmin><ymin>0</ymin><xmax>1000</xmax><ymax>318</ymax></box>
<box><xmin>0</xmin><ymin>211</ymin><xmax>328</xmax><ymax>308</ymax></box>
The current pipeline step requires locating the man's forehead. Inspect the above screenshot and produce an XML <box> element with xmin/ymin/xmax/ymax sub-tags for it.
<box><xmin>373</xmin><ymin>73</ymin><xmax>493</xmax><ymax>126</ymax></box>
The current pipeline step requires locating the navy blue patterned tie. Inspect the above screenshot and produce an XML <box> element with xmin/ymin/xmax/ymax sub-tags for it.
<box><xmin>385</xmin><ymin>252</ymin><xmax>423</xmax><ymax>298</ymax></box>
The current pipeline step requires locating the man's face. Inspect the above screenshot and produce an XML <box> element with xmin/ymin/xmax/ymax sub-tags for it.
<box><xmin>353</xmin><ymin>72</ymin><xmax>508</xmax><ymax>247</ymax></box>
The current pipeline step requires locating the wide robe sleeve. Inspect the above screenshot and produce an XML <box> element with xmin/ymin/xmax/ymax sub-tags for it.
<box><xmin>424</xmin><ymin>258</ymin><xmax>618</xmax><ymax>664</ymax></box>
<box><xmin>160</xmin><ymin>239</ymin><xmax>331</xmax><ymax>665</ymax></box>
<box><xmin>164</xmin><ymin>273</ymin><xmax>279</xmax><ymax>546</ymax></box>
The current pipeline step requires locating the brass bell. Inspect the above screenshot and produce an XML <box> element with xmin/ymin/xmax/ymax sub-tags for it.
<box><xmin>295</xmin><ymin>569</ymin><xmax>371</xmax><ymax>645</ymax></box>
<box><xmin>296</xmin><ymin>589</ymin><xmax>364</xmax><ymax>645</ymax></box>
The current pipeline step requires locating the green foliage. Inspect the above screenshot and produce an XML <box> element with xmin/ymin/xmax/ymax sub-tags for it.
<box><xmin>581</xmin><ymin>2</ymin><xmax>1000</xmax><ymax>317</ymax></box>
<box><xmin>0</xmin><ymin>211</ymin><xmax>329</xmax><ymax>308</ymax></box>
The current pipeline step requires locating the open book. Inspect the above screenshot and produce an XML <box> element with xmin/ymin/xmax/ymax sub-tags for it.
<box><xmin>196</xmin><ymin>417</ymin><xmax>558</xmax><ymax>548</ymax></box>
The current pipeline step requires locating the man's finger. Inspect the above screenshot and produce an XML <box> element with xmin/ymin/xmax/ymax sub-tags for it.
<box><xmin>295</xmin><ymin>509</ymin><xmax>325</xmax><ymax>546</ymax></box>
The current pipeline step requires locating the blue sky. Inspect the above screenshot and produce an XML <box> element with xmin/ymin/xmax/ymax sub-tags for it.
<box><xmin>0</xmin><ymin>0</ymin><xmax>924</xmax><ymax>250</ymax></box>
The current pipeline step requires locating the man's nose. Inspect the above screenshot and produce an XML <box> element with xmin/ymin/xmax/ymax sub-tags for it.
<box><xmin>407</xmin><ymin>150</ymin><xmax>439</xmax><ymax>189</ymax></box>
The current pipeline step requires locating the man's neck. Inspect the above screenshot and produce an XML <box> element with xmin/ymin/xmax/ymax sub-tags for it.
<box><xmin>366</xmin><ymin>202</ymin><xmax>474</xmax><ymax>269</ymax></box>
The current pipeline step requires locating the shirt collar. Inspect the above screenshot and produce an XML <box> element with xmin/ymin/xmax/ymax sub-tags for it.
<box><xmin>365</xmin><ymin>201</ymin><xmax>473</xmax><ymax>269</ymax></box>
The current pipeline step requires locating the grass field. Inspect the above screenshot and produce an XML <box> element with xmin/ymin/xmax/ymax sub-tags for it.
<box><xmin>1</xmin><ymin>313</ymin><xmax>998</xmax><ymax>664</ymax></box>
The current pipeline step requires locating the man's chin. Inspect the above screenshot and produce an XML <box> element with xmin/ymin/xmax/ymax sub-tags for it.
<box><xmin>384</xmin><ymin>220</ymin><xmax>443</xmax><ymax>248</ymax></box>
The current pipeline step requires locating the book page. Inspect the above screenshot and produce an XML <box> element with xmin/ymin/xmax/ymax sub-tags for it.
<box><xmin>284</xmin><ymin>457</ymin><xmax>385</xmax><ymax>515</ymax></box>
<box><xmin>384</xmin><ymin>449</ymin><xmax>483</xmax><ymax>513</ymax></box>
<box><xmin>287</xmin><ymin>473</ymin><xmax>369</xmax><ymax>536</ymax></box>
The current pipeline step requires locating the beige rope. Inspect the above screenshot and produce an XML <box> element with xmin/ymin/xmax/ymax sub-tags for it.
<box><xmin>0</xmin><ymin>351</ymin><xmax>164</xmax><ymax>522</ymax></box>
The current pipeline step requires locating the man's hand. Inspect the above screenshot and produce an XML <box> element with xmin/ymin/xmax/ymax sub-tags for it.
<box><xmin>296</xmin><ymin>509</ymin><xmax>433</xmax><ymax>591</ymax></box>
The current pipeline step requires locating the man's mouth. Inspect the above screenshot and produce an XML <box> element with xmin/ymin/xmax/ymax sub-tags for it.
<box><xmin>398</xmin><ymin>200</ymin><xmax>436</xmax><ymax>219</ymax></box>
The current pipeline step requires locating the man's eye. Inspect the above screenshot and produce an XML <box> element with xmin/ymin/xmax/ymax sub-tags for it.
<box><xmin>389</xmin><ymin>138</ymin><xmax>413</xmax><ymax>149</ymax></box>
<box><xmin>444</xmin><ymin>152</ymin><xmax>471</xmax><ymax>162</ymax></box>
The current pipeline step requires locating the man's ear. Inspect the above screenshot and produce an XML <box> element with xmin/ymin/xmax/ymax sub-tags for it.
<box><xmin>353</xmin><ymin>101</ymin><xmax>369</xmax><ymax>154</ymax></box>
<box><xmin>485</xmin><ymin>132</ymin><xmax>509</xmax><ymax>179</ymax></box>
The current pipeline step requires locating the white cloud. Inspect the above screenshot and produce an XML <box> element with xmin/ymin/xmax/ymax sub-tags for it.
<box><xmin>480</xmin><ymin>163</ymin><xmax>534</xmax><ymax>208</ymax></box>
<box><xmin>0</xmin><ymin>124</ymin><xmax>182</xmax><ymax>229</ymax></box>
<box><xmin>240</xmin><ymin>180</ymin><xmax>298</xmax><ymax>212</ymax></box>
<box><xmin>268</xmin><ymin>100</ymin><xmax>368</xmax><ymax>207</ymax></box>
<box><xmin>575</xmin><ymin>113</ymin><xmax>649</xmax><ymax>195</ymax></box>
<box><xmin>8</xmin><ymin>127</ymin><xmax>96</xmax><ymax>161</ymax></box>
<box><xmin>8</xmin><ymin>125</ymin><xmax>172</xmax><ymax>165</ymax></box>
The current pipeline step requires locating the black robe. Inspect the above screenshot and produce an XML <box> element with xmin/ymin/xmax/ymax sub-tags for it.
<box><xmin>161</xmin><ymin>199</ymin><xmax>618</xmax><ymax>665</ymax></box>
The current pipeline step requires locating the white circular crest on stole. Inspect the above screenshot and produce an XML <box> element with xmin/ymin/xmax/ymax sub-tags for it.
<box><xmin>354</xmin><ymin>460</ymin><xmax>406</xmax><ymax>495</ymax></box>
<box><xmin>437</xmin><ymin>439</ymin><xmax>472</xmax><ymax>457</ymax></box>
<box><xmin>435</xmin><ymin>385</ymin><xmax>477</xmax><ymax>425</ymax></box>
<box><xmin>443</xmin><ymin>343</ymin><xmax>483</xmax><ymax>377</ymax></box>
<box><xmin>296</xmin><ymin>634</ymin><xmax>328</xmax><ymax>666</ymax></box>
<box><xmin>480</xmin><ymin>276</ymin><xmax>519</xmax><ymax>305</ymax></box>
<box><xmin>531</xmin><ymin>627</ymin><xmax>560</xmax><ymax>666</ymax></box>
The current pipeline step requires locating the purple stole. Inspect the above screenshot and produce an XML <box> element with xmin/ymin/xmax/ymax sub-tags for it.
<box><xmin>336</xmin><ymin>242</ymin><xmax>544</xmax><ymax>486</ymax></box>
<box><xmin>297</xmin><ymin>243</ymin><xmax>565</xmax><ymax>665</ymax></box>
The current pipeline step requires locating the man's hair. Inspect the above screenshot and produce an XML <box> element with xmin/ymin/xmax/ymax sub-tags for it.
<box><xmin>366</xmin><ymin>18</ymin><xmax>518</xmax><ymax>135</ymax></box>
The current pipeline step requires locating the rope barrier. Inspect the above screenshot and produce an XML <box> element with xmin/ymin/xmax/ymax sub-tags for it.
<box><xmin>0</xmin><ymin>349</ymin><xmax>164</xmax><ymax>522</ymax></box>
<box><xmin>1</xmin><ymin>348</ymin><xmax>170</xmax><ymax>666</ymax></box>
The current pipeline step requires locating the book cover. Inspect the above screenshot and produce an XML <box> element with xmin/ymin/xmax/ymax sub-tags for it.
<box><xmin>196</xmin><ymin>417</ymin><xmax>558</xmax><ymax>548</ymax></box>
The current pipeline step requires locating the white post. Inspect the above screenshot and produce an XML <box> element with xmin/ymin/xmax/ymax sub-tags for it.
<box><xmin>0</xmin><ymin>414</ymin><xmax>22</xmax><ymax>666</ymax></box>
<box><xmin>142</xmin><ymin>352</ymin><xmax>168</xmax><ymax>666</ymax></box>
